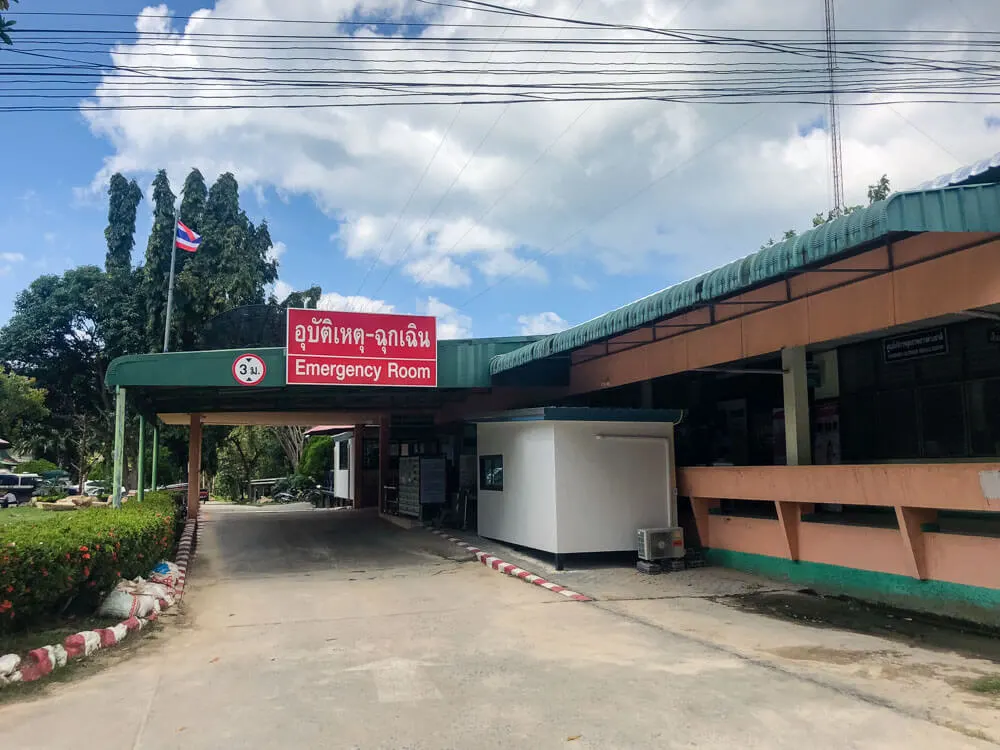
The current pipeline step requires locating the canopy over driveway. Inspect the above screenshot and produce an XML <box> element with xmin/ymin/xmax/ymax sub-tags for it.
<box><xmin>103</xmin><ymin>336</ymin><xmax>566</xmax><ymax>514</ymax></box>
<box><xmin>106</xmin><ymin>338</ymin><xmax>559</xmax><ymax>425</ymax></box>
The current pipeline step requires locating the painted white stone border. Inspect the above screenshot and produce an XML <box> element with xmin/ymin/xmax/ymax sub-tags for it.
<box><xmin>426</xmin><ymin>528</ymin><xmax>592</xmax><ymax>602</ymax></box>
<box><xmin>0</xmin><ymin>514</ymin><xmax>199</xmax><ymax>687</ymax></box>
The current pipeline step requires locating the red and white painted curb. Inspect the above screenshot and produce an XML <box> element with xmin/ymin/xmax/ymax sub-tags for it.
<box><xmin>426</xmin><ymin>528</ymin><xmax>592</xmax><ymax>602</ymax></box>
<box><xmin>0</xmin><ymin>515</ymin><xmax>199</xmax><ymax>687</ymax></box>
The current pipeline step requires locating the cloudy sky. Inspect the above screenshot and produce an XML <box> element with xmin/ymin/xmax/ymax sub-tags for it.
<box><xmin>2</xmin><ymin>0</ymin><xmax>998</xmax><ymax>339</ymax></box>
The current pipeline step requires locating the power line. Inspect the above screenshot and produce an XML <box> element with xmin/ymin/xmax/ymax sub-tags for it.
<box><xmin>365</xmin><ymin>0</ymin><xmax>587</xmax><ymax>298</ymax></box>
<box><xmin>406</xmin><ymin>0</ymin><xmax>699</xmax><ymax>290</ymax></box>
<box><xmin>456</xmin><ymin>110</ymin><xmax>766</xmax><ymax>311</ymax></box>
<box><xmin>349</xmin><ymin>3</ymin><xmax>521</xmax><ymax>304</ymax></box>
<box><xmin>11</xmin><ymin>10</ymin><xmax>999</xmax><ymax>39</ymax></box>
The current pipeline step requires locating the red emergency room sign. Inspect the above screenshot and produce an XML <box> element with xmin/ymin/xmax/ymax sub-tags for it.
<box><xmin>285</xmin><ymin>308</ymin><xmax>437</xmax><ymax>387</ymax></box>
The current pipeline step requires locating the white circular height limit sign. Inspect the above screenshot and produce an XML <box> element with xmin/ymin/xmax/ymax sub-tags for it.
<box><xmin>232</xmin><ymin>353</ymin><xmax>267</xmax><ymax>386</ymax></box>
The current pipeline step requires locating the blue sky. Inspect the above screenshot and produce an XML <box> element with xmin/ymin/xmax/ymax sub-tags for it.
<box><xmin>3</xmin><ymin>0</ymin><xmax>996</xmax><ymax>339</ymax></box>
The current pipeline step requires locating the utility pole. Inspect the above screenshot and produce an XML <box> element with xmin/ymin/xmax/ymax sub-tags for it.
<box><xmin>824</xmin><ymin>0</ymin><xmax>845</xmax><ymax>216</ymax></box>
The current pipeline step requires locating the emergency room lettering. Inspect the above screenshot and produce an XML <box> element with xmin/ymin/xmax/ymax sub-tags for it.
<box><xmin>288</xmin><ymin>355</ymin><xmax>436</xmax><ymax>387</ymax></box>
<box><xmin>286</xmin><ymin>309</ymin><xmax>437</xmax><ymax>387</ymax></box>
<box><xmin>292</xmin><ymin>317</ymin><xmax>432</xmax><ymax>354</ymax></box>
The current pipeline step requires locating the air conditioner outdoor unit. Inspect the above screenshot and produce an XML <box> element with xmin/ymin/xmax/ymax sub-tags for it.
<box><xmin>637</xmin><ymin>527</ymin><xmax>685</xmax><ymax>561</ymax></box>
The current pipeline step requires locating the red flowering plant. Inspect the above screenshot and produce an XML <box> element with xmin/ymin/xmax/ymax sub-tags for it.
<box><xmin>0</xmin><ymin>492</ymin><xmax>178</xmax><ymax>632</ymax></box>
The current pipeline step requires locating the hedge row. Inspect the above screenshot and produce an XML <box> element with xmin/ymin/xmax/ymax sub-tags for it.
<box><xmin>0</xmin><ymin>492</ymin><xmax>179</xmax><ymax>632</ymax></box>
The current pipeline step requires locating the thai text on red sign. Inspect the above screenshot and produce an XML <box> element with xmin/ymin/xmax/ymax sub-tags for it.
<box><xmin>285</xmin><ymin>308</ymin><xmax>437</xmax><ymax>387</ymax></box>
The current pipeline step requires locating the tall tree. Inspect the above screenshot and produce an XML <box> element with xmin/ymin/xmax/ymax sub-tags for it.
<box><xmin>271</xmin><ymin>426</ymin><xmax>307</xmax><ymax>470</ymax></box>
<box><xmin>102</xmin><ymin>174</ymin><xmax>145</xmax><ymax>360</ymax></box>
<box><xmin>216</xmin><ymin>426</ymin><xmax>276</xmax><ymax>502</ymax></box>
<box><xmin>179</xmin><ymin>168</ymin><xmax>208</xmax><ymax>225</ymax></box>
<box><xmin>142</xmin><ymin>170</ymin><xmax>177</xmax><ymax>352</ymax></box>
<box><xmin>0</xmin><ymin>267</ymin><xmax>112</xmax><ymax>473</ymax></box>
<box><xmin>278</xmin><ymin>285</ymin><xmax>322</xmax><ymax>309</ymax></box>
<box><xmin>170</xmin><ymin>169</ymin><xmax>208</xmax><ymax>350</ymax></box>
<box><xmin>0</xmin><ymin>367</ymin><xmax>48</xmax><ymax>447</ymax></box>
<box><xmin>175</xmin><ymin>172</ymin><xmax>276</xmax><ymax>350</ymax></box>
<box><xmin>104</xmin><ymin>174</ymin><xmax>143</xmax><ymax>277</ymax></box>
<box><xmin>0</xmin><ymin>165</ymin><xmax>294</xmax><ymax>490</ymax></box>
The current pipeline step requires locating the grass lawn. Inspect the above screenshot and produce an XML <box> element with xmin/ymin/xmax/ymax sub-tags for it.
<box><xmin>0</xmin><ymin>506</ymin><xmax>58</xmax><ymax>529</ymax></box>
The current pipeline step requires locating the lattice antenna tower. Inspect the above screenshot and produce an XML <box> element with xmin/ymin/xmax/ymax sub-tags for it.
<box><xmin>824</xmin><ymin>0</ymin><xmax>845</xmax><ymax>215</ymax></box>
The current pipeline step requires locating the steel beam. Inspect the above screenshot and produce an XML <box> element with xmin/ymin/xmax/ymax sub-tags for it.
<box><xmin>137</xmin><ymin>414</ymin><xmax>146</xmax><ymax>503</ymax></box>
<box><xmin>112</xmin><ymin>386</ymin><xmax>126</xmax><ymax>509</ymax></box>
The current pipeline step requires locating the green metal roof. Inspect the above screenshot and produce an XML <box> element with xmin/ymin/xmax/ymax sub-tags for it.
<box><xmin>107</xmin><ymin>336</ymin><xmax>540</xmax><ymax>391</ymax></box>
<box><xmin>491</xmin><ymin>182</ymin><xmax>1000</xmax><ymax>375</ymax></box>
<box><xmin>106</xmin><ymin>337</ymin><xmax>546</xmax><ymax>420</ymax></box>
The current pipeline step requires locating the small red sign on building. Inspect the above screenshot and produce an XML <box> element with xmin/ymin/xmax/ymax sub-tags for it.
<box><xmin>285</xmin><ymin>308</ymin><xmax>437</xmax><ymax>387</ymax></box>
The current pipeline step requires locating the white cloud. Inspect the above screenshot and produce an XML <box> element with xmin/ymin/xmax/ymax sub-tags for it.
<box><xmin>272</xmin><ymin>280</ymin><xmax>294</xmax><ymax>303</ymax></box>
<box><xmin>570</xmin><ymin>274</ymin><xmax>594</xmax><ymax>291</ymax></box>
<box><xmin>0</xmin><ymin>253</ymin><xmax>25</xmax><ymax>263</ymax></box>
<box><xmin>477</xmin><ymin>251</ymin><xmax>548</xmax><ymax>284</ymax></box>
<box><xmin>404</xmin><ymin>256</ymin><xmax>472</xmax><ymax>288</ymax></box>
<box><xmin>518</xmin><ymin>312</ymin><xmax>570</xmax><ymax>336</ymax></box>
<box><xmin>318</xmin><ymin>292</ymin><xmax>395</xmax><ymax>314</ymax></box>
<box><xmin>418</xmin><ymin>297</ymin><xmax>472</xmax><ymax>339</ymax></box>
<box><xmin>80</xmin><ymin>0</ymin><xmax>1000</xmax><ymax>299</ymax></box>
<box><xmin>279</xmin><ymin>288</ymin><xmax>470</xmax><ymax>337</ymax></box>
<box><xmin>267</xmin><ymin>240</ymin><xmax>287</xmax><ymax>265</ymax></box>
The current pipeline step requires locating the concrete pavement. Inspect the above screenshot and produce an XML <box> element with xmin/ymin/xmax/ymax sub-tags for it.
<box><xmin>0</xmin><ymin>504</ymin><xmax>994</xmax><ymax>749</ymax></box>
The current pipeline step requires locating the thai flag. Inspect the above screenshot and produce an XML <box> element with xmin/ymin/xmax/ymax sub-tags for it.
<box><xmin>176</xmin><ymin>221</ymin><xmax>203</xmax><ymax>253</ymax></box>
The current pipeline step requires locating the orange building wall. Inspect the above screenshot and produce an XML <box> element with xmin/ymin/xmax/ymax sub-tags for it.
<box><xmin>705</xmin><ymin>516</ymin><xmax>786</xmax><ymax>558</ymax></box>
<box><xmin>571</xmin><ymin>234</ymin><xmax>1000</xmax><ymax>394</ymax></box>
<box><xmin>683</xmin><ymin>464</ymin><xmax>1000</xmax><ymax>593</ymax></box>
<box><xmin>923</xmin><ymin>533</ymin><xmax>1000</xmax><ymax>590</ymax></box>
<box><xmin>797</xmin><ymin>523</ymin><xmax>908</xmax><ymax>577</ymax></box>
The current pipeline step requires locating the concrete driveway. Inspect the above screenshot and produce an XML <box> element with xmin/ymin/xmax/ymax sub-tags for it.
<box><xmin>0</xmin><ymin>504</ymin><xmax>993</xmax><ymax>749</ymax></box>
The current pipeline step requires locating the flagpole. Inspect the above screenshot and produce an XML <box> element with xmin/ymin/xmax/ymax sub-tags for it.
<box><xmin>162</xmin><ymin>188</ymin><xmax>183</xmax><ymax>353</ymax></box>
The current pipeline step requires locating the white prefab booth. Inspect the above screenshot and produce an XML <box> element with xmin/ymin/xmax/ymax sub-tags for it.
<box><xmin>475</xmin><ymin>408</ymin><xmax>682</xmax><ymax>565</ymax></box>
<box><xmin>330</xmin><ymin>431</ymin><xmax>354</xmax><ymax>502</ymax></box>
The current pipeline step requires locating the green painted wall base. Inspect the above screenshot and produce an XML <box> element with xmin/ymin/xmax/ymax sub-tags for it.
<box><xmin>704</xmin><ymin>549</ymin><xmax>1000</xmax><ymax>626</ymax></box>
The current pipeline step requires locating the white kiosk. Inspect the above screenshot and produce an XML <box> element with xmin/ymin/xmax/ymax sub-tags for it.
<box><xmin>474</xmin><ymin>408</ymin><xmax>683</xmax><ymax>569</ymax></box>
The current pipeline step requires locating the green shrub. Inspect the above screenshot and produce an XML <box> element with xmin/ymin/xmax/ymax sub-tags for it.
<box><xmin>298</xmin><ymin>436</ymin><xmax>333</xmax><ymax>481</ymax></box>
<box><xmin>0</xmin><ymin>491</ymin><xmax>179</xmax><ymax>632</ymax></box>
<box><xmin>272</xmin><ymin>474</ymin><xmax>316</xmax><ymax>496</ymax></box>
<box><xmin>16</xmin><ymin>459</ymin><xmax>60</xmax><ymax>475</ymax></box>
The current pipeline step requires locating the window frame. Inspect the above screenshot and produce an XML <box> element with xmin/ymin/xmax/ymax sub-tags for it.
<box><xmin>479</xmin><ymin>454</ymin><xmax>504</xmax><ymax>492</ymax></box>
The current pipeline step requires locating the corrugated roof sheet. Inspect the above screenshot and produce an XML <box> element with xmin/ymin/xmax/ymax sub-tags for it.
<box><xmin>491</xmin><ymin>182</ymin><xmax>1000</xmax><ymax>375</ymax></box>
<box><xmin>918</xmin><ymin>151</ymin><xmax>1000</xmax><ymax>190</ymax></box>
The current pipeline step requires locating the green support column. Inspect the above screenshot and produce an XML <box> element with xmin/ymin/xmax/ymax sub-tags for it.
<box><xmin>137</xmin><ymin>414</ymin><xmax>146</xmax><ymax>503</ymax></box>
<box><xmin>151</xmin><ymin>425</ymin><xmax>159</xmax><ymax>491</ymax></box>
<box><xmin>112</xmin><ymin>386</ymin><xmax>126</xmax><ymax>509</ymax></box>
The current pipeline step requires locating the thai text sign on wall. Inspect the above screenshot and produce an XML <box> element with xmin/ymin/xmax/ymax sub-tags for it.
<box><xmin>882</xmin><ymin>327</ymin><xmax>948</xmax><ymax>364</ymax></box>
<box><xmin>286</xmin><ymin>309</ymin><xmax>437</xmax><ymax>387</ymax></box>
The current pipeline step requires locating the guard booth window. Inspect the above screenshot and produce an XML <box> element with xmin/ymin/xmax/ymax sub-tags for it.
<box><xmin>479</xmin><ymin>455</ymin><xmax>503</xmax><ymax>491</ymax></box>
<box><xmin>338</xmin><ymin>440</ymin><xmax>350</xmax><ymax>470</ymax></box>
